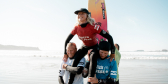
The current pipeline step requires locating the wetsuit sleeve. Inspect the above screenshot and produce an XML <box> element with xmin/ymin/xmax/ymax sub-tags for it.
<box><xmin>99</xmin><ymin>30</ymin><xmax>115</xmax><ymax>54</ymax></box>
<box><xmin>58</xmin><ymin>76</ymin><xmax>64</xmax><ymax>84</ymax></box>
<box><xmin>66</xmin><ymin>58</ymin><xmax>85</xmax><ymax>74</ymax></box>
<box><xmin>58</xmin><ymin>62</ymin><xmax>65</xmax><ymax>84</ymax></box>
<box><xmin>82</xmin><ymin>61</ymin><xmax>90</xmax><ymax>78</ymax></box>
<box><xmin>64</xmin><ymin>33</ymin><xmax>74</xmax><ymax>54</ymax></box>
<box><xmin>110</xmin><ymin>59</ymin><xmax>117</xmax><ymax>79</ymax></box>
<box><xmin>66</xmin><ymin>66</ymin><xmax>84</xmax><ymax>74</ymax></box>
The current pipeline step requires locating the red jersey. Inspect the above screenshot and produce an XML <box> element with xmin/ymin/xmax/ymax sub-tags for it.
<box><xmin>71</xmin><ymin>23</ymin><xmax>102</xmax><ymax>47</ymax></box>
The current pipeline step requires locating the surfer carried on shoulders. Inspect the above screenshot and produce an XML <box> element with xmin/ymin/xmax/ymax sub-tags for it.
<box><xmin>63</xmin><ymin>8</ymin><xmax>115</xmax><ymax>84</ymax></box>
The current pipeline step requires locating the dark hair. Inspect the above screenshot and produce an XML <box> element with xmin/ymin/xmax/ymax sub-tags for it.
<box><xmin>116</xmin><ymin>44</ymin><xmax>120</xmax><ymax>50</ymax></box>
<box><xmin>99</xmin><ymin>41</ymin><xmax>111</xmax><ymax>51</ymax></box>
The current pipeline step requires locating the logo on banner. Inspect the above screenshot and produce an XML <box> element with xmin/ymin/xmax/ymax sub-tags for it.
<box><xmin>101</xmin><ymin>3</ymin><xmax>105</xmax><ymax>19</ymax></box>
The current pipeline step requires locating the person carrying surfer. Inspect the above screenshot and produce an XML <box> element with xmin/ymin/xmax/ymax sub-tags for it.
<box><xmin>83</xmin><ymin>41</ymin><xmax>117</xmax><ymax>84</ymax></box>
<box><xmin>59</xmin><ymin>42</ymin><xmax>85</xmax><ymax>84</ymax></box>
<box><xmin>63</xmin><ymin>8</ymin><xmax>115</xmax><ymax>84</ymax></box>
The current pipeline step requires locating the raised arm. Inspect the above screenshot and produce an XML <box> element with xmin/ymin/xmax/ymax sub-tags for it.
<box><xmin>99</xmin><ymin>30</ymin><xmax>115</xmax><ymax>57</ymax></box>
<box><xmin>63</xmin><ymin>33</ymin><xmax>74</xmax><ymax>62</ymax></box>
<box><xmin>99</xmin><ymin>30</ymin><xmax>115</xmax><ymax>54</ymax></box>
<box><xmin>64</xmin><ymin>33</ymin><xmax>74</xmax><ymax>54</ymax></box>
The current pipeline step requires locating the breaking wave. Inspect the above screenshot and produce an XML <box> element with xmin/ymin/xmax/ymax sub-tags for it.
<box><xmin>0</xmin><ymin>50</ymin><xmax>168</xmax><ymax>59</ymax></box>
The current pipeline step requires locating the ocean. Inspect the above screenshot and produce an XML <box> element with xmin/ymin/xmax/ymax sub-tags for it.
<box><xmin>0</xmin><ymin>50</ymin><xmax>168</xmax><ymax>84</ymax></box>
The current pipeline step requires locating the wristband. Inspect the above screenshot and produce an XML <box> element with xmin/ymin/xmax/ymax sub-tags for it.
<box><xmin>98</xmin><ymin>79</ymin><xmax>102</xmax><ymax>84</ymax></box>
<box><xmin>65</xmin><ymin>65</ymin><xmax>68</xmax><ymax>70</ymax></box>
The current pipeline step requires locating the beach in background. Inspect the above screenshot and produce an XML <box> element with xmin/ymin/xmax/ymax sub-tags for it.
<box><xmin>0</xmin><ymin>50</ymin><xmax>168</xmax><ymax>84</ymax></box>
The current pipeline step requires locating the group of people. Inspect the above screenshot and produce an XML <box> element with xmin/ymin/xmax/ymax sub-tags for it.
<box><xmin>58</xmin><ymin>8</ymin><xmax>121</xmax><ymax>84</ymax></box>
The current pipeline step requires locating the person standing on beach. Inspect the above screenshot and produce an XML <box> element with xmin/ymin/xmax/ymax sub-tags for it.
<box><xmin>83</xmin><ymin>41</ymin><xmax>117</xmax><ymax>84</ymax></box>
<box><xmin>63</xmin><ymin>8</ymin><xmax>115</xmax><ymax>84</ymax></box>
<box><xmin>59</xmin><ymin>42</ymin><xmax>85</xmax><ymax>84</ymax></box>
<box><xmin>114</xmin><ymin>44</ymin><xmax>121</xmax><ymax>84</ymax></box>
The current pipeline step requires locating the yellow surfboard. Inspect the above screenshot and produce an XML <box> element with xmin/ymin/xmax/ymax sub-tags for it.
<box><xmin>88</xmin><ymin>0</ymin><xmax>107</xmax><ymax>43</ymax></box>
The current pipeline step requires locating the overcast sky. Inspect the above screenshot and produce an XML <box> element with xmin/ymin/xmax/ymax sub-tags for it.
<box><xmin>0</xmin><ymin>0</ymin><xmax>168</xmax><ymax>51</ymax></box>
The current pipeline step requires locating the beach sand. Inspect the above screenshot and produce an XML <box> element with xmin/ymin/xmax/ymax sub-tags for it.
<box><xmin>0</xmin><ymin>56</ymin><xmax>168</xmax><ymax>84</ymax></box>
<box><xmin>119</xmin><ymin>59</ymin><xmax>168</xmax><ymax>84</ymax></box>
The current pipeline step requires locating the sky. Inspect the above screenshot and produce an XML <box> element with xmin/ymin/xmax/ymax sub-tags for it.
<box><xmin>0</xmin><ymin>0</ymin><xmax>168</xmax><ymax>51</ymax></box>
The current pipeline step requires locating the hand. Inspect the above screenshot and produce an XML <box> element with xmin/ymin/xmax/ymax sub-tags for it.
<box><xmin>106</xmin><ymin>30</ymin><xmax>109</xmax><ymax>34</ymax></box>
<box><xmin>83</xmin><ymin>68</ymin><xmax>88</xmax><ymax>73</ymax></box>
<box><xmin>63</xmin><ymin>54</ymin><xmax>68</xmax><ymax>62</ymax></box>
<box><xmin>88</xmin><ymin>74</ymin><xmax>98</xmax><ymax>83</ymax></box>
<box><xmin>87</xmin><ymin>49</ymin><xmax>93</xmax><ymax>61</ymax></box>
<box><xmin>62</xmin><ymin>64</ymin><xmax>68</xmax><ymax>69</ymax></box>
<box><xmin>110</xmin><ymin>54</ymin><xmax>115</xmax><ymax>61</ymax></box>
<box><xmin>82</xmin><ymin>68</ymin><xmax>88</xmax><ymax>76</ymax></box>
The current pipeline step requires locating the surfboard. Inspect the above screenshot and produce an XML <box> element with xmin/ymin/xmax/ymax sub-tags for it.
<box><xmin>88</xmin><ymin>0</ymin><xmax>107</xmax><ymax>43</ymax></box>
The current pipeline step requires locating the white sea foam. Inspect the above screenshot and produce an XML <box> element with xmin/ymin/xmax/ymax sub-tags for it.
<box><xmin>121</xmin><ymin>51</ymin><xmax>168</xmax><ymax>56</ymax></box>
<box><xmin>0</xmin><ymin>50</ymin><xmax>63</xmax><ymax>57</ymax></box>
<box><xmin>0</xmin><ymin>50</ymin><xmax>168</xmax><ymax>59</ymax></box>
<box><xmin>121</xmin><ymin>56</ymin><xmax>168</xmax><ymax>59</ymax></box>
<box><xmin>120</xmin><ymin>52</ymin><xmax>168</xmax><ymax>59</ymax></box>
